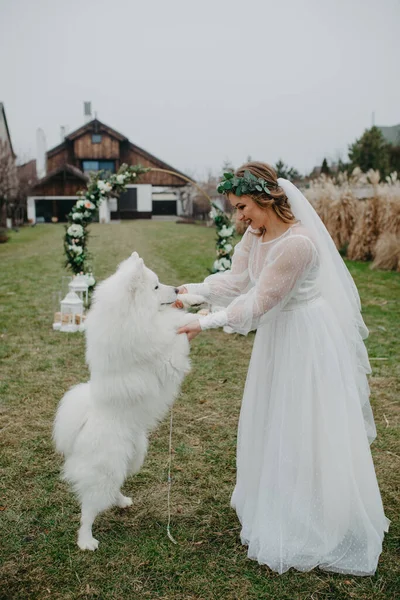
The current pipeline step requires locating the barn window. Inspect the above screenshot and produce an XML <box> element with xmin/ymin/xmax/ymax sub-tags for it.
<box><xmin>92</xmin><ymin>134</ymin><xmax>102</xmax><ymax>144</ymax></box>
<box><xmin>82</xmin><ymin>160</ymin><xmax>115</xmax><ymax>175</ymax></box>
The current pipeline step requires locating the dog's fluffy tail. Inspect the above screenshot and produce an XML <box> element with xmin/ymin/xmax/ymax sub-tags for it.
<box><xmin>53</xmin><ymin>382</ymin><xmax>91</xmax><ymax>457</ymax></box>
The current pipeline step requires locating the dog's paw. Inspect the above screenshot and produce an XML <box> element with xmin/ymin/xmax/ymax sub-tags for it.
<box><xmin>179</xmin><ymin>294</ymin><xmax>207</xmax><ymax>308</ymax></box>
<box><xmin>77</xmin><ymin>536</ymin><xmax>99</xmax><ymax>551</ymax></box>
<box><xmin>116</xmin><ymin>494</ymin><xmax>133</xmax><ymax>509</ymax></box>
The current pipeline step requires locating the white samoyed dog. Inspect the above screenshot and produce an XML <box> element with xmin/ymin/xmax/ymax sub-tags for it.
<box><xmin>53</xmin><ymin>252</ymin><xmax>202</xmax><ymax>551</ymax></box>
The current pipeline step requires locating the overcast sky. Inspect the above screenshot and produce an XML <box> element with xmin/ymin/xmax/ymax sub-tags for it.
<box><xmin>1</xmin><ymin>0</ymin><xmax>399</xmax><ymax>178</ymax></box>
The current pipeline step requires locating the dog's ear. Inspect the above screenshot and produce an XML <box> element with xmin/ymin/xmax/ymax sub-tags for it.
<box><xmin>130</xmin><ymin>256</ymin><xmax>145</xmax><ymax>284</ymax></box>
<box><xmin>131</xmin><ymin>251</ymin><xmax>139</xmax><ymax>260</ymax></box>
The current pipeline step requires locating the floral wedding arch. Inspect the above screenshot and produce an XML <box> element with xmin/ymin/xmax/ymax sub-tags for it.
<box><xmin>63</xmin><ymin>164</ymin><xmax>235</xmax><ymax>286</ymax></box>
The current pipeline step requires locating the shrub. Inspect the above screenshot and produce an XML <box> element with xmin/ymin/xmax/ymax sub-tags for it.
<box><xmin>0</xmin><ymin>227</ymin><xmax>9</xmax><ymax>243</ymax></box>
<box><xmin>371</xmin><ymin>233</ymin><xmax>400</xmax><ymax>272</ymax></box>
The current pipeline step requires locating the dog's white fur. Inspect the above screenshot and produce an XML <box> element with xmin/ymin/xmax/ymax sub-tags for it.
<box><xmin>53</xmin><ymin>252</ymin><xmax>199</xmax><ymax>551</ymax></box>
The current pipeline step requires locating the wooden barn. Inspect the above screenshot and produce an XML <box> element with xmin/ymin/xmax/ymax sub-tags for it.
<box><xmin>26</xmin><ymin>118</ymin><xmax>193</xmax><ymax>223</ymax></box>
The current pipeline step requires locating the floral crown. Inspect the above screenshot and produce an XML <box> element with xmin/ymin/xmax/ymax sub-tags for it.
<box><xmin>217</xmin><ymin>170</ymin><xmax>272</xmax><ymax>197</ymax></box>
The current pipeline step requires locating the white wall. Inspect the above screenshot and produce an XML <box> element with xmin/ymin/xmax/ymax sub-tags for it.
<box><xmin>99</xmin><ymin>199</ymin><xmax>110</xmax><ymax>223</ymax></box>
<box><xmin>126</xmin><ymin>184</ymin><xmax>152</xmax><ymax>212</ymax></box>
<box><xmin>27</xmin><ymin>197</ymin><xmax>36</xmax><ymax>222</ymax></box>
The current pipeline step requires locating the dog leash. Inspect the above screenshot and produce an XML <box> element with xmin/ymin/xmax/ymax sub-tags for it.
<box><xmin>167</xmin><ymin>407</ymin><xmax>178</xmax><ymax>544</ymax></box>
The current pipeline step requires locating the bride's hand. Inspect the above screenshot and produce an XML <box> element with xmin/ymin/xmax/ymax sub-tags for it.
<box><xmin>177</xmin><ymin>320</ymin><xmax>201</xmax><ymax>341</ymax></box>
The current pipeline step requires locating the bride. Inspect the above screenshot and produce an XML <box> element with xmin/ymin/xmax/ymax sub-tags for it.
<box><xmin>177</xmin><ymin>161</ymin><xmax>389</xmax><ymax>576</ymax></box>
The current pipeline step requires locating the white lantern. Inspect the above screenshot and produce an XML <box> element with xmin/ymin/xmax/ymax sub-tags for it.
<box><xmin>69</xmin><ymin>274</ymin><xmax>89</xmax><ymax>305</ymax></box>
<box><xmin>60</xmin><ymin>291</ymin><xmax>84</xmax><ymax>333</ymax></box>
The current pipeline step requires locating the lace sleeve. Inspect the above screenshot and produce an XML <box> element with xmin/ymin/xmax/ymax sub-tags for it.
<box><xmin>185</xmin><ymin>227</ymin><xmax>253</xmax><ymax>306</ymax></box>
<box><xmin>199</xmin><ymin>236</ymin><xmax>318</xmax><ymax>334</ymax></box>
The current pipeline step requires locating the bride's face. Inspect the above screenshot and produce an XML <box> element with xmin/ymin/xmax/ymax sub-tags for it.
<box><xmin>228</xmin><ymin>194</ymin><xmax>267</xmax><ymax>230</ymax></box>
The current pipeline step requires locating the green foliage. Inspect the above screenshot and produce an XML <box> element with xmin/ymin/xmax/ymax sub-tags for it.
<box><xmin>337</xmin><ymin>157</ymin><xmax>351</xmax><ymax>174</ymax></box>
<box><xmin>274</xmin><ymin>159</ymin><xmax>302</xmax><ymax>182</ymax></box>
<box><xmin>321</xmin><ymin>158</ymin><xmax>331</xmax><ymax>175</ymax></box>
<box><xmin>388</xmin><ymin>145</ymin><xmax>400</xmax><ymax>174</ymax></box>
<box><xmin>217</xmin><ymin>170</ymin><xmax>271</xmax><ymax>197</ymax></box>
<box><xmin>348</xmin><ymin>126</ymin><xmax>391</xmax><ymax>178</ymax></box>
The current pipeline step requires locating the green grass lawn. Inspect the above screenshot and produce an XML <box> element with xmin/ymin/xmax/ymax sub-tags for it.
<box><xmin>0</xmin><ymin>222</ymin><xmax>399</xmax><ymax>600</ymax></box>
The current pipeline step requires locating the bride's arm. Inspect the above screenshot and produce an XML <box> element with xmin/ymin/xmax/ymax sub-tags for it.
<box><xmin>181</xmin><ymin>228</ymin><xmax>253</xmax><ymax>306</ymax></box>
<box><xmin>198</xmin><ymin>236</ymin><xmax>317</xmax><ymax>335</ymax></box>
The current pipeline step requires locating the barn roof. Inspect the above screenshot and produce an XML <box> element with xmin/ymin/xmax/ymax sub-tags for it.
<box><xmin>47</xmin><ymin>118</ymin><xmax>194</xmax><ymax>182</ymax></box>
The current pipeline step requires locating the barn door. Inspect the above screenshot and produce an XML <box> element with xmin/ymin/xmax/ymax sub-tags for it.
<box><xmin>118</xmin><ymin>187</ymin><xmax>138</xmax><ymax>220</ymax></box>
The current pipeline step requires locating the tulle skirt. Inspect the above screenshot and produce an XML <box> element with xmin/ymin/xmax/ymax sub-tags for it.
<box><xmin>231</xmin><ymin>298</ymin><xmax>389</xmax><ymax>576</ymax></box>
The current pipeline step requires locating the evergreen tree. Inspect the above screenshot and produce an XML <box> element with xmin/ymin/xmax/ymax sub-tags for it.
<box><xmin>221</xmin><ymin>160</ymin><xmax>234</xmax><ymax>174</ymax></box>
<box><xmin>275</xmin><ymin>159</ymin><xmax>301</xmax><ymax>182</ymax></box>
<box><xmin>321</xmin><ymin>158</ymin><xmax>330</xmax><ymax>175</ymax></box>
<box><xmin>348</xmin><ymin>126</ymin><xmax>390</xmax><ymax>178</ymax></box>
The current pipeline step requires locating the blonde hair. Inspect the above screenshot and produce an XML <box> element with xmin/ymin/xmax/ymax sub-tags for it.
<box><xmin>234</xmin><ymin>162</ymin><xmax>296</xmax><ymax>235</ymax></box>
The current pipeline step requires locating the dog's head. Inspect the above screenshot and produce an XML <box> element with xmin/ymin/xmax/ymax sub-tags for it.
<box><xmin>115</xmin><ymin>251</ymin><xmax>179</xmax><ymax>311</ymax></box>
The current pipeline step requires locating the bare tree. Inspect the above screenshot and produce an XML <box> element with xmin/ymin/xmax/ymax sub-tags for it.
<box><xmin>178</xmin><ymin>185</ymin><xmax>196</xmax><ymax>216</ymax></box>
<box><xmin>0</xmin><ymin>140</ymin><xmax>18</xmax><ymax>227</ymax></box>
<box><xmin>14</xmin><ymin>159</ymin><xmax>37</xmax><ymax>225</ymax></box>
<box><xmin>179</xmin><ymin>166</ymin><xmax>236</xmax><ymax>220</ymax></box>
<box><xmin>192</xmin><ymin>195</ymin><xmax>210</xmax><ymax>220</ymax></box>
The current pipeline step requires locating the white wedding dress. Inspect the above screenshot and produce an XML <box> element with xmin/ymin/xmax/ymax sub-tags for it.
<box><xmin>185</xmin><ymin>222</ymin><xmax>389</xmax><ymax>576</ymax></box>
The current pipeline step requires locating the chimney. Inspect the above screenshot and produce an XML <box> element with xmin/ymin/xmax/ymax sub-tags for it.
<box><xmin>84</xmin><ymin>102</ymin><xmax>92</xmax><ymax>123</ymax></box>
<box><xmin>36</xmin><ymin>128</ymin><xmax>47</xmax><ymax>179</ymax></box>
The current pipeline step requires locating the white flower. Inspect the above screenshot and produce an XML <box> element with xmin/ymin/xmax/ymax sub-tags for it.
<box><xmin>222</xmin><ymin>243</ymin><xmax>233</xmax><ymax>253</ymax></box>
<box><xmin>68</xmin><ymin>244</ymin><xmax>83</xmax><ymax>255</ymax></box>
<box><xmin>72</xmin><ymin>212</ymin><xmax>83</xmax><ymax>221</ymax></box>
<box><xmin>116</xmin><ymin>174</ymin><xmax>125</xmax><ymax>184</ymax></box>
<box><xmin>218</xmin><ymin>225</ymin><xmax>234</xmax><ymax>238</ymax></box>
<box><xmin>209</xmin><ymin>208</ymin><xmax>217</xmax><ymax>220</ymax></box>
<box><xmin>86</xmin><ymin>273</ymin><xmax>96</xmax><ymax>287</ymax></box>
<box><xmin>220</xmin><ymin>257</ymin><xmax>231</xmax><ymax>268</ymax></box>
<box><xmin>76</xmin><ymin>200</ymin><xmax>86</xmax><ymax>209</ymax></box>
<box><xmin>97</xmin><ymin>180</ymin><xmax>112</xmax><ymax>193</ymax></box>
<box><xmin>67</xmin><ymin>224</ymin><xmax>84</xmax><ymax>238</ymax></box>
<box><xmin>213</xmin><ymin>257</ymin><xmax>231</xmax><ymax>271</ymax></box>
<box><xmin>131</xmin><ymin>172</ymin><xmax>136</xmax><ymax>178</ymax></box>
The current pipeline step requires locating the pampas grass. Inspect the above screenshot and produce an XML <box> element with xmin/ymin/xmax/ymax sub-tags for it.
<box><xmin>380</xmin><ymin>196</ymin><xmax>400</xmax><ymax>236</ymax></box>
<box><xmin>307</xmin><ymin>176</ymin><xmax>334</xmax><ymax>227</ymax></box>
<box><xmin>347</xmin><ymin>197</ymin><xmax>382</xmax><ymax>261</ymax></box>
<box><xmin>371</xmin><ymin>233</ymin><xmax>400</xmax><ymax>272</ymax></box>
<box><xmin>326</xmin><ymin>190</ymin><xmax>359</xmax><ymax>251</ymax></box>
<box><xmin>307</xmin><ymin>169</ymin><xmax>400</xmax><ymax>269</ymax></box>
<box><xmin>308</xmin><ymin>178</ymin><xmax>358</xmax><ymax>250</ymax></box>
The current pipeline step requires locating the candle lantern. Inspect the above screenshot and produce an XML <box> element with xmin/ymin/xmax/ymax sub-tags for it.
<box><xmin>60</xmin><ymin>291</ymin><xmax>84</xmax><ymax>332</ymax></box>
